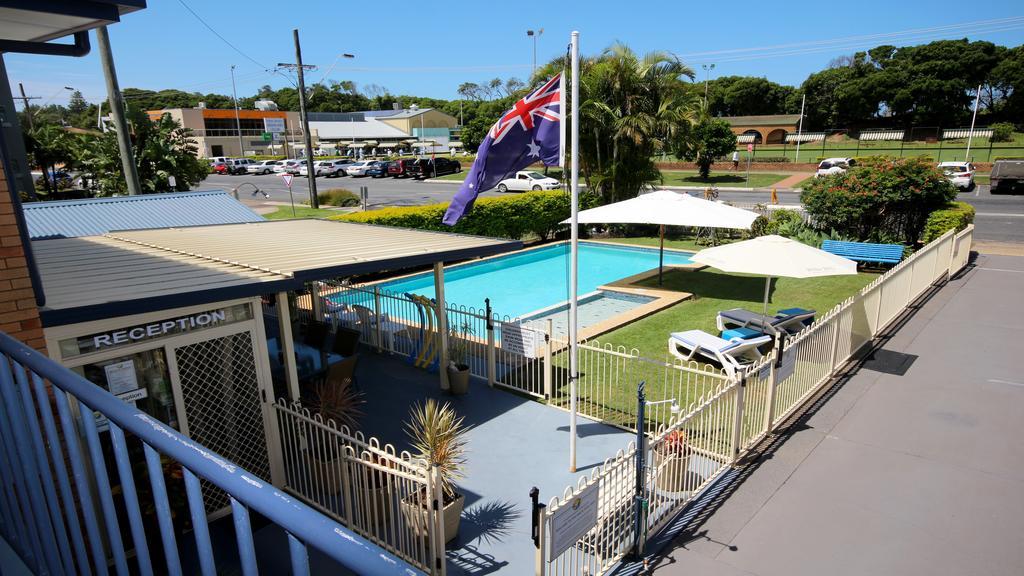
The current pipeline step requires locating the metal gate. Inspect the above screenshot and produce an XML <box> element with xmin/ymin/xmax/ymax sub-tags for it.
<box><xmin>173</xmin><ymin>331</ymin><xmax>272</xmax><ymax>514</ymax></box>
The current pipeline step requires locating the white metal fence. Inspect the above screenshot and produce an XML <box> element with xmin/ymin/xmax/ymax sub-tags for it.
<box><xmin>273</xmin><ymin>400</ymin><xmax>446</xmax><ymax>575</ymax></box>
<box><xmin>536</xmin><ymin>224</ymin><xmax>974</xmax><ymax>576</ymax></box>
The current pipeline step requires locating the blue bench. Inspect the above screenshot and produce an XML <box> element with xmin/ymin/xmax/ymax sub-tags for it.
<box><xmin>821</xmin><ymin>240</ymin><xmax>904</xmax><ymax>265</ymax></box>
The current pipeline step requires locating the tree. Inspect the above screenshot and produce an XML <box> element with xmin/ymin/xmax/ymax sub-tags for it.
<box><xmin>705</xmin><ymin>76</ymin><xmax>797</xmax><ymax>117</ymax></box>
<box><xmin>67</xmin><ymin>90</ymin><xmax>88</xmax><ymax>115</ymax></box>
<box><xmin>77</xmin><ymin>106</ymin><xmax>208</xmax><ymax>196</ymax></box>
<box><xmin>675</xmin><ymin>112</ymin><xmax>735</xmax><ymax>178</ymax></box>
<box><xmin>800</xmin><ymin>157</ymin><xmax>956</xmax><ymax>244</ymax></box>
<box><xmin>23</xmin><ymin>124</ymin><xmax>81</xmax><ymax>195</ymax></box>
<box><xmin>565</xmin><ymin>42</ymin><xmax>697</xmax><ymax>203</ymax></box>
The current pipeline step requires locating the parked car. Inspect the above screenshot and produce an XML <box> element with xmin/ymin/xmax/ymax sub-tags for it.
<box><xmin>288</xmin><ymin>160</ymin><xmax>307</xmax><ymax>175</ymax></box>
<box><xmin>814</xmin><ymin>157</ymin><xmax>855</xmax><ymax>178</ymax></box>
<box><xmin>364</xmin><ymin>160</ymin><xmax>390</xmax><ymax>178</ymax></box>
<box><xmin>211</xmin><ymin>162</ymin><xmax>229</xmax><ymax>175</ymax></box>
<box><xmin>317</xmin><ymin>160</ymin><xmax>346</xmax><ymax>177</ymax></box>
<box><xmin>937</xmin><ymin>161</ymin><xmax>975</xmax><ymax>191</ymax></box>
<box><xmin>223</xmin><ymin>159</ymin><xmax>249</xmax><ymax>175</ymax></box>
<box><xmin>344</xmin><ymin>160</ymin><xmax>376</xmax><ymax>177</ymax></box>
<box><xmin>387</xmin><ymin>159</ymin><xmax>418</xmax><ymax>178</ymax></box>
<box><xmin>411</xmin><ymin>157</ymin><xmax>462</xmax><ymax>179</ymax></box>
<box><xmin>247</xmin><ymin>160</ymin><xmax>279</xmax><ymax>175</ymax></box>
<box><xmin>990</xmin><ymin>160</ymin><xmax>1024</xmax><ymax>194</ymax></box>
<box><xmin>495</xmin><ymin>170</ymin><xmax>561</xmax><ymax>192</ymax></box>
<box><xmin>209</xmin><ymin>156</ymin><xmax>228</xmax><ymax>165</ymax></box>
<box><xmin>274</xmin><ymin>159</ymin><xmax>301</xmax><ymax>174</ymax></box>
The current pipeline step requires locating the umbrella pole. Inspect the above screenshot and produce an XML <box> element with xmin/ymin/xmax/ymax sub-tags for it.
<box><xmin>658</xmin><ymin>225</ymin><xmax>665</xmax><ymax>286</ymax></box>
<box><xmin>763</xmin><ymin>276</ymin><xmax>771</xmax><ymax>318</ymax></box>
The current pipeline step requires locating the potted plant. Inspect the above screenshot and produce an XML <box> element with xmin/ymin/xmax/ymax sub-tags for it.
<box><xmin>446</xmin><ymin>321</ymin><xmax>473</xmax><ymax>395</ymax></box>
<box><xmin>401</xmin><ymin>399</ymin><xmax>469</xmax><ymax>543</ymax></box>
<box><xmin>653</xmin><ymin>429</ymin><xmax>691</xmax><ymax>494</ymax></box>
<box><xmin>305</xmin><ymin>377</ymin><xmax>363</xmax><ymax>494</ymax></box>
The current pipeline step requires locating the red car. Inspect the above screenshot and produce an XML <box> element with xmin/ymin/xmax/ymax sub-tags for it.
<box><xmin>211</xmin><ymin>162</ymin><xmax>229</xmax><ymax>175</ymax></box>
<box><xmin>387</xmin><ymin>159</ymin><xmax>418</xmax><ymax>178</ymax></box>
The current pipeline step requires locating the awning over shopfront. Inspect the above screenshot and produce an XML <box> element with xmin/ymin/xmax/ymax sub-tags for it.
<box><xmin>34</xmin><ymin>219</ymin><xmax>521</xmax><ymax>325</ymax></box>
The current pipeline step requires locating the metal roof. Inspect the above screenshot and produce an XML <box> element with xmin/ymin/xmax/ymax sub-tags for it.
<box><xmin>33</xmin><ymin>236</ymin><xmax>291</xmax><ymax>326</ymax></box>
<box><xmin>106</xmin><ymin>219</ymin><xmax>522</xmax><ymax>281</ymax></box>
<box><xmin>22</xmin><ymin>190</ymin><xmax>264</xmax><ymax>240</ymax></box>
<box><xmin>308</xmin><ymin>117</ymin><xmax>410</xmax><ymax>141</ymax></box>
<box><xmin>720</xmin><ymin>114</ymin><xmax>802</xmax><ymax>127</ymax></box>
<box><xmin>0</xmin><ymin>1</ymin><xmax>144</xmax><ymax>44</ymax></box>
<box><xmin>34</xmin><ymin>219</ymin><xmax>520</xmax><ymax>325</ymax></box>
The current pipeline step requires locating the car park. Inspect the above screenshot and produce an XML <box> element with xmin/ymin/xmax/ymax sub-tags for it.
<box><xmin>411</xmin><ymin>157</ymin><xmax>462</xmax><ymax>179</ymax></box>
<box><xmin>344</xmin><ymin>160</ymin><xmax>377</xmax><ymax>177</ymax></box>
<box><xmin>289</xmin><ymin>160</ymin><xmax>307</xmax><ymax>175</ymax></box>
<box><xmin>274</xmin><ymin>159</ymin><xmax>300</xmax><ymax>174</ymax></box>
<box><xmin>224</xmin><ymin>159</ymin><xmax>250</xmax><ymax>175</ymax></box>
<box><xmin>495</xmin><ymin>170</ymin><xmax>561</xmax><ymax>192</ymax></box>
<box><xmin>387</xmin><ymin>159</ymin><xmax>418</xmax><ymax>178</ymax></box>
<box><xmin>814</xmin><ymin>157</ymin><xmax>855</xmax><ymax>178</ymax></box>
<box><xmin>247</xmin><ymin>160</ymin><xmax>279</xmax><ymax>175</ymax></box>
<box><xmin>937</xmin><ymin>161</ymin><xmax>975</xmax><ymax>191</ymax></box>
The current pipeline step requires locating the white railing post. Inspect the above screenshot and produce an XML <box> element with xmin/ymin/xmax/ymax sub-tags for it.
<box><xmin>729</xmin><ymin>375</ymin><xmax>746</xmax><ymax>463</ymax></box>
<box><xmin>339</xmin><ymin>448</ymin><xmax>354</xmax><ymax>527</ymax></box>
<box><xmin>543</xmin><ymin>319</ymin><xmax>554</xmax><ymax>398</ymax></box>
<box><xmin>430</xmin><ymin>465</ymin><xmax>446</xmax><ymax>576</ymax></box>
<box><xmin>373</xmin><ymin>286</ymin><xmax>383</xmax><ymax>353</ymax></box>
<box><xmin>828</xmin><ymin>314</ymin><xmax>842</xmax><ymax>371</ymax></box>
<box><xmin>763</xmin><ymin>345</ymin><xmax>780</xmax><ymax>433</ymax></box>
<box><xmin>873</xmin><ymin>281</ymin><xmax>885</xmax><ymax>337</ymax></box>
<box><xmin>534</xmin><ymin>507</ymin><xmax>547</xmax><ymax>576</ymax></box>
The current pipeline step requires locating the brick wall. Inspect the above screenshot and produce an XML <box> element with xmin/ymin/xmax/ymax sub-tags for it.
<box><xmin>0</xmin><ymin>164</ymin><xmax>44</xmax><ymax>351</ymax></box>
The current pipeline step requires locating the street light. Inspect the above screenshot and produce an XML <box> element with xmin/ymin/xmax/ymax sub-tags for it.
<box><xmin>527</xmin><ymin>28</ymin><xmax>543</xmax><ymax>78</ymax></box>
<box><xmin>702</xmin><ymin>63</ymin><xmax>715</xmax><ymax>107</ymax></box>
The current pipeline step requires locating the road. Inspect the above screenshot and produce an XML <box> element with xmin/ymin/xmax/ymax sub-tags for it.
<box><xmin>199</xmin><ymin>174</ymin><xmax>1023</xmax><ymax>244</ymax></box>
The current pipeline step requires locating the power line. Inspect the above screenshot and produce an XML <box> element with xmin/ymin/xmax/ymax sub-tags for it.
<box><xmin>174</xmin><ymin>0</ymin><xmax>268</xmax><ymax>71</ymax></box>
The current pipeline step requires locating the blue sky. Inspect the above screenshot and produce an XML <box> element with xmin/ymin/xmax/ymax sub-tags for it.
<box><xmin>7</xmin><ymin>0</ymin><xmax>1023</xmax><ymax>107</ymax></box>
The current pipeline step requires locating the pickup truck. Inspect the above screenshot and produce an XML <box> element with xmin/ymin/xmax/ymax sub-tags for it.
<box><xmin>990</xmin><ymin>160</ymin><xmax>1024</xmax><ymax>194</ymax></box>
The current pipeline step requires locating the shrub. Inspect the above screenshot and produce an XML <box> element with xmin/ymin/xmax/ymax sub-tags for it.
<box><xmin>334</xmin><ymin>190</ymin><xmax>597</xmax><ymax>240</ymax></box>
<box><xmin>750</xmin><ymin>208</ymin><xmax>804</xmax><ymax>237</ymax></box>
<box><xmin>800</xmin><ymin>157</ymin><xmax>957</xmax><ymax>244</ymax></box>
<box><xmin>989</xmin><ymin>122</ymin><xmax>1015</xmax><ymax>143</ymax></box>
<box><xmin>749</xmin><ymin>156</ymin><xmax>790</xmax><ymax>163</ymax></box>
<box><xmin>921</xmin><ymin>201</ymin><xmax>975</xmax><ymax>243</ymax></box>
<box><xmin>318</xmin><ymin>188</ymin><xmax>359</xmax><ymax>207</ymax></box>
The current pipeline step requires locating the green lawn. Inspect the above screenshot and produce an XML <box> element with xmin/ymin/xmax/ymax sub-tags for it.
<box><xmin>263</xmin><ymin>206</ymin><xmax>347</xmax><ymax>219</ymax></box>
<box><xmin>660</xmin><ymin>170</ymin><xmax>788</xmax><ymax>188</ymax></box>
<box><xmin>435</xmin><ymin>171</ymin><xmax>468</xmax><ymax>181</ymax></box>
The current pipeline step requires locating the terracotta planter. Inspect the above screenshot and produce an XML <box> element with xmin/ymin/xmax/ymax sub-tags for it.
<box><xmin>653</xmin><ymin>450</ymin><xmax>691</xmax><ymax>494</ymax></box>
<box><xmin>447</xmin><ymin>364</ymin><xmax>470</xmax><ymax>395</ymax></box>
<box><xmin>401</xmin><ymin>492</ymin><xmax>464</xmax><ymax>544</ymax></box>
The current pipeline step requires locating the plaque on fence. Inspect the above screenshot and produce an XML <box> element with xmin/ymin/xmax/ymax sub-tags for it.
<box><xmin>500</xmin><ymin>321</ymin><xmax>544</xmax><ymax>358</ymax></box>
<box><xmin>548</xmin><ymin>481</ymin><xmax>599</xmax><ymax>561</ymax></box>
<box><xmin>777</xmin><ymin>342</ymin><xmax>799</xmax><ymax>382</ymax></box>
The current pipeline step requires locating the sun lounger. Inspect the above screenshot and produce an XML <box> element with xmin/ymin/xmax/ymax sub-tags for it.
<box><xmin>668</xmin><ymin>330</ymin><xmax>772</xmax><ymax>375</ymax></box>
<box><xmin>716</xmin><ymin>307</ymin><xmax>815</xmax><ymax>336</ymax></box>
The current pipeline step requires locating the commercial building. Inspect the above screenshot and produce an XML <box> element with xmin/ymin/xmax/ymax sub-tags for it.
<box><xmin>721</xmin><ymin>114</ymin><xmax>802</xmax><ymax>144</ymax></box>
<box><xmin>146</xmin><ymin>107</ymin><xmax>313</xmax><ymax>158</ymax></box>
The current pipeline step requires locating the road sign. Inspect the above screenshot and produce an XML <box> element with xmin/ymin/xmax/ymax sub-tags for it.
<box><xmin>281</xmin><ymin>173</ymin><xmax>293</xmax><ymax>188</ymax></box>
<box><xmin>747</xmin><ymin>143</ymin><xmax>753</xmax><ymax>153</ymax></box>
<box><xmin>261</xmin><ymin>132</ymin><xmax>273</xmax><ymax>141</ymax></box>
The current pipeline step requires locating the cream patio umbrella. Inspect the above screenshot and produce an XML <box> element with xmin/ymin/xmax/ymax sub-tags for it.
<box><xmin>562</xmin><ymin>190</ymin><xmax>760</xmax><ymax>284</ymax></box>
<box><xmin>690</xmin><ymin>234</ymin><xmax>858</xmax><ymax>317</ymax></box>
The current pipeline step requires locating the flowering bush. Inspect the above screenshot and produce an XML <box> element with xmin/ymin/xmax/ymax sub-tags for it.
<box><xmin>800</xmin><ymin>157</ymin><xmax>956</xmax><ymax>244</ymax></box>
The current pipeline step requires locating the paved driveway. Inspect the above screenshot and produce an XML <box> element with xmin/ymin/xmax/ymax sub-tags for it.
<box><xmin>648</xmin><ymin>254</ymin><xmax>1024</xmax><ymax>576</ymax></box>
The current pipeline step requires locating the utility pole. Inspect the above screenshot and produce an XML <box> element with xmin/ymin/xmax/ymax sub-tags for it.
<box><xmin>527</xmin><ymin>29</ymin><xmax>543</xmax><ymax>78</ymax></box>
<box><xmin>231</xmin><ymin>65</ymin><xmax>245</xmax><ymax>158</ymax></box>
<box><xmin>965</xmin><ymin>84</ymin><xmax>981</xmax><ymax>161</ymax></box>
<box><xmin>794</xmin><ymin>92</ymin><xmax>806</xmax><ymax>163</ymax></box>
<box><xmin>292</xmin><ymin>29</ymin><xmax>318</xmax><ymax>208</ymax></box>
<box><xmin>96</xmin><ymin>26</ymin><xmax>141</xmax><ymax>195</ymax></box>
<box><xmin>16</xmin><ymin>84</ymin><xmax>39</xmax><ymax>130</ymax></box>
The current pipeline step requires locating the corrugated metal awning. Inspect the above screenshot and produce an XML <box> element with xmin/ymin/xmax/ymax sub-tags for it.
<box><xmin>736</xmin><ymin>134</ymin><xmax>756</xmax><ymax>143</ymax></box>
<box><xmin>346</xmin><ymin>141</ymin><xmax>367</xmax><ymax>148</ymax></box>
<box><xmin>448</xmin><ymin>141</ymin><xmax>464</xmax><ymax>147</ymax></box>
<box><xmin>411</xmin><ymin>141</ymin><xmax>436</xmax><ymax>148</ymax></box>
<box><xmin>785</xmin><ymin>132</ymin><xmax>825</xmax><ymax>143</ymax></box>
<box><xmin>377</xmin><ymin>141</ymin><xmax>399</xmax><ymax>147</ymax></box>
<box><xmin>859</xmin><ymin>130</ymin><xmax>904</xmax><ymax>141</ymax></box>
<box><xmin>942</xmin><ymin>128</ymin><xmax>993</xmax><ymax>139</ymax></box>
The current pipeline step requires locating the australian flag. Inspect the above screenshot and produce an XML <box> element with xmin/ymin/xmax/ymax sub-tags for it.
<box><xmin>443</xmin><ymin>73</ymin><xmax>563</xmax><ymax>225</ymax></box>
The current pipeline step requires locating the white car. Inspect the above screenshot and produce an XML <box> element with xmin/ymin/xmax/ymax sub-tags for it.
<box><xmin>247</xmin><ymin>160</ymin><xmax>280</xmax><ymax>175</ymax></box>
<box><xmin>344</xmin><ymin>161</ymin><xmax>375</xmax><ymax>177</ymax></box>
<box><xmin>938</xmin><ymin>161</ymin><xmax>975</xmax><ymax>191</ymax></box>
<box><xmin>274</xmin><ymin>159</ymin><xmax>301</xmax><ymax>174</ymax></box>
<box><xmin>814</xmin><ymin>157</ymin><xmax>855</xmax><ymax>178</ymax></box>
<box><xmin>495</xmin><ymin>171</ymin><xmax>561</xmax><ymax>192</ymax></box>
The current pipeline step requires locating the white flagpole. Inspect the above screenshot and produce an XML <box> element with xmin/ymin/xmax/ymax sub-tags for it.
<box><xmin>965</xmin><ymin>84</ymin><xmax>981</xmax><ymax>161</ymax></box>
<box><xmin>794</xmin><ymin>93</ymin><xmax>806</xmax><ymax>163</ymax></box>
<box><xmin>569</xmin><ymin>30</ymin><xmax>580</xmax><ymax>473</ymax></box>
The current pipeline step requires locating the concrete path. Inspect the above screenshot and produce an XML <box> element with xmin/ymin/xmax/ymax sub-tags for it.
<box><xmin>648</xmin><ymin>253</ymin><xmax>1024</xmax><ymax>576</ymax></box>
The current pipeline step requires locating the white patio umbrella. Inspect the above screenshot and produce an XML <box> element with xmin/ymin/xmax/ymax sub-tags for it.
<box><xmin>562</xmin><ymin>190</ymin><xmax>759</xmax><ymax>283</ymax></box>
<box><xmin>690</xmin><ymin>234</ymin><xmax>858</xmax><ymax>317</ymax></box>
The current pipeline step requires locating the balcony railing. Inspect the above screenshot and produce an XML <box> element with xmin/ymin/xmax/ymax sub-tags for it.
<box><xmin>0</xmin><ymin>331</ymin><xmax>420</xmax><ymax>576</ymax></box>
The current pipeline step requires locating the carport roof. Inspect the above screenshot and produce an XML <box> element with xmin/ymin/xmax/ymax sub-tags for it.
<box><xmin>36</xmin><ymin>219</ymin><xmax>521</xmax><ymax>325</ymax></box>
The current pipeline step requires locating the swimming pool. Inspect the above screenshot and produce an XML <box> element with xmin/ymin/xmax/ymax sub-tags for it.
<box><xmin>349</xmin><ymin>241</ymin><xmax>692</xmax><ymax>318</ymax></box>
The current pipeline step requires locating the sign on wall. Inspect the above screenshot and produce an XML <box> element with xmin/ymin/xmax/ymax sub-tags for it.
<box><xmin>548</xmin><ymin>482</ymin><xmax>599</xmax><ymax>561</ymax></box>
<box><xmin>263</xmin><ymin>117</ymin><xmax>285</xmax><ymax>134</ymax></box>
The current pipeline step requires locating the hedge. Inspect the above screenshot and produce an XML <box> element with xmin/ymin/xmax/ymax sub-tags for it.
<box><xmin>318</xmin><ymin>188</ymin><xmax>359</xmax><ymax>207</ymax></box>
<box><xmin>922</xmin><ymin>201</ymin><xmax>975</xmax><ymax>243</ymax></box>
<box><xmin>333</xmin><ymin>190</ymin><xmax>596</xmax><ymax>240</ymax></box>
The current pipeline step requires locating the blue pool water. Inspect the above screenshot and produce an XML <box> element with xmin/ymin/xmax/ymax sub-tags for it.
<box><xmin>354</xmin><ymin>242</ymin><xmax>692</xmax><ymax>318</ymax></box>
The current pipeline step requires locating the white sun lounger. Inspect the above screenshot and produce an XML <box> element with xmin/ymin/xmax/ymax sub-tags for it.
<box><xmin>668</xmin><ymin>330</ymin><xmax>772</xmax><ymax>375</ymax></box>
<box><xmin>716</xmin><ymin>307</ymin><xmax>816</xmax><ymax>336</ymax></box>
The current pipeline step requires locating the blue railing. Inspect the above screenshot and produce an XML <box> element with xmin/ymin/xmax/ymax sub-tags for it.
<box><xmin>0</xmin><ymin>331</ymin><xmax>421</xmax><ymax>576</ymax></box>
